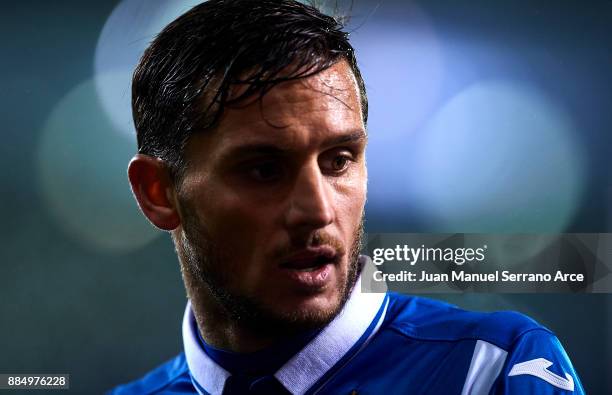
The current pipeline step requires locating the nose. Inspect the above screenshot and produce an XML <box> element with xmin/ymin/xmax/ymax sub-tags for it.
<box><xmin>284</xmin><ymin>163</ymin><xmax>335</xmax><ymax>232</ymax></box>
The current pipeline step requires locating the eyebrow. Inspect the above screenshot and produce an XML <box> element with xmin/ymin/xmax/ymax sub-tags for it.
<box><xmin>327</xmin><ymin>130</ymin><xmax>368</xmax><ymax>146</ymax></box>
<box><xmin>219</xmin><ymin>130</ymin><xmax>367</xmax><ymax>161</ymax></box>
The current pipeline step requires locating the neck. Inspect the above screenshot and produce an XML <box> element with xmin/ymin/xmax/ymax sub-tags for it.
<box><xmin>195</xmin><ymin>300</ymin><xmax>277</xmax><ymax>353</ymax></box>
<box><xmin>183</xmin><ymin>274</ymin><xmax>301</xmax><ymax>353</ymax></box>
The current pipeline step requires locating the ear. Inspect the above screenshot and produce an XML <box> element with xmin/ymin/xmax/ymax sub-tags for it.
<box><xmin>127</xmin><ymin>154</ymin><xmax>181</xmax><ymax>231</ymax></box>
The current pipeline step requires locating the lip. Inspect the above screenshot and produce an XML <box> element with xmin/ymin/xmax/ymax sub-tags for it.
<box><xmin>279</xmin><ymin>246</ymin><xmax>339</xmax><ymax>290</ymax></box>
<box><xmin>280</xmin><ymin>246</ymin><xmax>338</xmax><ymax>269</ymax></box>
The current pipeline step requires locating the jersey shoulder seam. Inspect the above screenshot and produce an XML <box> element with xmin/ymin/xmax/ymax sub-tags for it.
<box><xmin>385</xmin><ymin>318</ymin><xmax>553</xmax><ymax>351</ymax></box>
<box><xmin>150</xmin><ymin>357</ymin><xmax>190</xmax><ymax>394</ymax></box>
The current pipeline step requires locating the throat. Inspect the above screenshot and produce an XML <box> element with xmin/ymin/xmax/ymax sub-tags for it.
<box><xmin>198</xmin><ymin>325</ymin><xmax>321</xmax><ymax>376</ymax></box>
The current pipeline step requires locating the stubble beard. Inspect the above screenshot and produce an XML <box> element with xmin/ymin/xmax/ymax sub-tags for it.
<box><xmin>174</xmin><ymin>205</ymin><xmax>364</xmax><ymax>338</ymax></box>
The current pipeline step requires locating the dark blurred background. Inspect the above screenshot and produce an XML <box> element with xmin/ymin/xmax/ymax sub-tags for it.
<box><xmin>1</xmin><ymin>0</ymin><xmax>610</xmax><ymax>393</ymax></box>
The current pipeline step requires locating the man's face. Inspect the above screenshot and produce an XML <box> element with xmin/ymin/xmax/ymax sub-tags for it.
<box><xmin>174</xmin><ymin>61</ymin><xmax>367</xmax><ymax>333</ymax></box>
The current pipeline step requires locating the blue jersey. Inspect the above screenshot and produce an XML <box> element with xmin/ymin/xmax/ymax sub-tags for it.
<box><xmin>109</xmin><ymin>289</ymin><xmax>583</xmax><ymax>395</ymax></box>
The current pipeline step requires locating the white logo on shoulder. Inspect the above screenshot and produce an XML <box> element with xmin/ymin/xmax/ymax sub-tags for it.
<box><xmin>508</xmin><ymin>358</ymin><xmax>574</xmax><ymax>391</ymax></box>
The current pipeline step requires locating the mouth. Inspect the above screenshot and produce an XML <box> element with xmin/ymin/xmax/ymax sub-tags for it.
<box><xmin>278</xmin><ymin>246</ymin><xmax>340</xmax><ymax>290</ymax></box>
<box><xmin>280</xmin><ymin>246</ymin><xmax>339</xmax><ymax>270</ymax></box>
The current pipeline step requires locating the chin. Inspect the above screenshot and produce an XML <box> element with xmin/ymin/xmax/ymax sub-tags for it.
<box><xmin>289</xmin><ymin>290</ymin><xmax>342</xmax><ymax>314</ymax></box>
<box><xmin>262</xmin><ymin>285</ymin><xmax>348</xmax><ymax>332</ymax></box>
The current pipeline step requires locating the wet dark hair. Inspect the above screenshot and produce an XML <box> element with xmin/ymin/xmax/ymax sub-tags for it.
<box><xmin>132</xmin><ymin>0</ymin><xmax>368</xmax><ymax>181</ymax></box>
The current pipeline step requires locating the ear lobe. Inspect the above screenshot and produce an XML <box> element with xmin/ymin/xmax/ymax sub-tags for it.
<box><xmin>127</xmin><ymin>154</ymin><xmax>181</xmax><ymax>231</ymax></box>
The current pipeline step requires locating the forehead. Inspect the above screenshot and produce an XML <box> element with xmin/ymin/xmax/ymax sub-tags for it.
<box><xmin>185</xmin><ymin>61</ymin><xmax>365</xmax><ymax>162</ymax></box>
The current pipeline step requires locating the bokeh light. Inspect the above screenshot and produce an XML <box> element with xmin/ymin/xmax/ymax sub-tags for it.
<box><xmin>37</xmin><ymin>76</ymin><xmax>161</xmax><ymax>252</ymax></box>
<box><xmin>409</xmin><ymin>80</ymin><xmax>585</xmax><ymax>233</ymax></box>
<box><xmin>94</xmin><ymin>0</ymin><xmax>201</xmax><ymax>137</ymax></box>
<box><xmin>352</xmin><ymin>4</ymin><xmax>444</xmax><ymax>142</ymax></box>
<box><xmin>348</xmin><ymin>4</ymin><xmax>444</xmax><ymax>210</ymax></box>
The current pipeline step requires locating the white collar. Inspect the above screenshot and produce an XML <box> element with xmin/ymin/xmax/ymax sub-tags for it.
<box><xmin>182</xmin><ymin>274</ymin><xmax>388</xmax><ymax>395</ymax></box>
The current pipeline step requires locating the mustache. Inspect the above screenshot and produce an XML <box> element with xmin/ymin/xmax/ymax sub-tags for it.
<box><xmin>271</xmin><ymin>231</ymin><xmax>346</xmax><ymax>261</ymax></box>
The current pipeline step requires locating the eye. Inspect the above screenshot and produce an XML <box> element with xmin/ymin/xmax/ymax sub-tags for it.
<box><xmin>247</xmin><ymin>161</ymin><xmax>283</xmax><ymax>182</ymax></box>
<box><xmin>320</xmin><ymin>151</ymin><xmax>355</xmax><ymax>175</ymax></box>
<box><xmin>331</xmin><ymin>156</ymin><xmax>350</xmax><ymax>172</ymax></box>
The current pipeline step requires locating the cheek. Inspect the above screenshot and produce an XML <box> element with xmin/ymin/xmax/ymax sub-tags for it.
<box><xmin>204</xmin><ymin>193</ymin><xmax>276</xmax><ymax>279</ymax></box>
<box><xmin>336</xmin><ymin>169</ymin><xmax>367</xmax><ymax>215</ymax></box>
<box><xmin>335</xmin><ymin>182</ymin><xmax>366</xmax><ymax>237</ymax></box>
